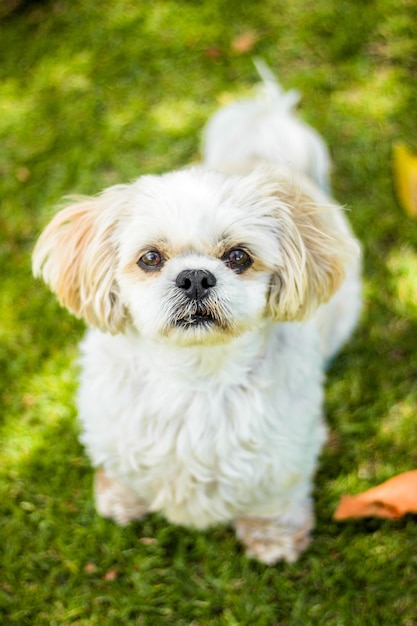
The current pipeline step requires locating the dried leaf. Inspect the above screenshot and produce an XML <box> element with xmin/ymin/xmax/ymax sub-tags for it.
<box><xmin>203</xmin><ymin>46</ymin><xmax>223</xmax><ymax>60</ymax></box>
<box><xmin>139</xmin><ymin>537</ymin><xmax>158</xmax><ymax>545</ymax></box>
<box><xmin>103</xmin><ymin>568</ymin><xmax>119</xmax><ymax>581</ymax></box>
<box><xmin>232</xmin><ymin>32</ymin><xmax>258</xmax><ymax>54</ymax></box>
<box><xmin>83</xmin><ymin>562</ymin><xmax>98</xmax><ymax>574</ymax></box>
<box><xmin>15</xmin><ymin>166</ymin><xmax>31</xmax><ymax>182</ymax></box>
<box><xmin>334</xmin><ymin>470</ymin><xmax>417</xmax><ymax>520</ymax></box>
<box><xmin>393</xmin><ymin>142</ymin><xmax>417</xmax><ymax>218</ymax></box>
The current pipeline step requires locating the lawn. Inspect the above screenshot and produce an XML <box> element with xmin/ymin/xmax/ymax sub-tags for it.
<box><xmin>1</xmin><ymin>0</ymin><xmax>417</xmax><ymax>624</ymax></box>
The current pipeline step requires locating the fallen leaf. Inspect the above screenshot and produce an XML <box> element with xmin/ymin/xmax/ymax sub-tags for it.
<box><xmin>15</xmin><ymin>166</ymin><xmax>31</xmax><ymax>183</ymax></box>
<box><xmin>103</xmin><ymin>568</ymin><xmax>119</xmax><ymax>581</ymax></box>
<box><xmin>203</xmin><ymin>46</ymin><xmax>223</xmax><ymax>60</ymax></box>
<box><xmin>63</xmin><ymin>499</ymin><xmax>79</xmax><ymax>512</ymax></box>
<box><xmin>334</xmin><ymin>470</ymin><xmax>417</xmax><ymax>520</ymax></box>
<box><xmin>393</xmin><ymin>142</ymin><xmax>417</xmax><ymax>218</ymax></box>
<box><xmin>232</xmin><ymin>32</ymin><xmax>258</xmax><ymax>54</ymax></box>
<box><xmin>21</xmin><ymin>394</ymin><xmax>35</xmax><ymax>408</ymax></box>
<box><xmin>83</xmin><ymin>562</ymin><xmax>98</xmax><ymax>574</ymax></box>
<box><xmin>139</xmin><ymin>537</ymin><xmax>158</xmax><ymax>545</ymax></box>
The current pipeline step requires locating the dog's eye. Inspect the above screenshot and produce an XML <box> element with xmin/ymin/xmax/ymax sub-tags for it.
<box><xmin>137</xmin><ymin>250</ymin><xmax>164</xmax><ymax>271</ymax></box>
<box><xmin>223</xmin><ymin>248</ymin><xmax>252</xmax><ymax>272</ymax></box>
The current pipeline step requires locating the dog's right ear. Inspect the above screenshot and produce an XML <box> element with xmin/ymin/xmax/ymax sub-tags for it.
<box><xmin>32</xmin><ymin>187</ymin><xmax>129</xmax><ymax>333</ymax></box>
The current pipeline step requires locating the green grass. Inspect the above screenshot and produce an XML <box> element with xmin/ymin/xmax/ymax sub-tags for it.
<box><xmin>1</xmin><ymin>0</ymin><xmax>417</xmax><ymax>623</ymax></box>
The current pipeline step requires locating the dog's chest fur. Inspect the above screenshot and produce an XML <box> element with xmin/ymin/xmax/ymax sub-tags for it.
<box><xmin>78</xmin><ymin>322</ymin><xmax>326</xmax><ymax>528</ymax></box>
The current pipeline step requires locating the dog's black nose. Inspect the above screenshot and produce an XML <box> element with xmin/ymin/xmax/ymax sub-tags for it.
<box><xmin>175</xmin><ymin>269</ymin><xmax>217</xmax><ymax>301</ymax></box>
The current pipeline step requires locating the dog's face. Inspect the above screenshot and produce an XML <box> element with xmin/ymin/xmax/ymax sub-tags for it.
<box><xmin>114</xmin><ymin>169</ymin><xmax>282</xmax><ymax>345</ymax></box>
<box><xmin>33</xmin><ymin>166</ymin><xmax>355</xmax><ymax>345</ymax></box>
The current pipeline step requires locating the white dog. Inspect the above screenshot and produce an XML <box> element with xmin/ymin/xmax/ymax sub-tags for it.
<box><xmin>33</xmin><ymin>66</ymin><xmax>361</xmax><ymax>564</ymax></box>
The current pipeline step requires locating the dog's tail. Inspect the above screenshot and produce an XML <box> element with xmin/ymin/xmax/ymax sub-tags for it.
<box><xmin>202</xmin><ymin>59</ymin><xmax>330</xmax><ymax>192</ymax></box>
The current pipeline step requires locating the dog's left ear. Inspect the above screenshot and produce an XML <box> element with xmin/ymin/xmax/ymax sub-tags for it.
<box><xmin>32</xmin><ymin>187</ymin><xmax>129</xmax><ymax>333</ymax></box>
<box><xmin>268</xmin><ymin>181</ymin><xmax>359</xmax><ymax>322</ymax></box>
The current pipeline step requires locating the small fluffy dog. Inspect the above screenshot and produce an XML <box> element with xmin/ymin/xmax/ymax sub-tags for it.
<box><xmin>33</xmin><ymin>65</ymin><xmax>361</xmax><ymax>564</ymax></box>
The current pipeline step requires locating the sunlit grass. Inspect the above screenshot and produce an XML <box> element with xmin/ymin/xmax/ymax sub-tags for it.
<box><xmin>388</xmin><ymin>246</ymin><xmax>417</xmax><ymax>317</ymax></box>
<box><xmin>332</xmin><ymin>67</ymin><xmax>406</xmax><ymax>122</ymax></box>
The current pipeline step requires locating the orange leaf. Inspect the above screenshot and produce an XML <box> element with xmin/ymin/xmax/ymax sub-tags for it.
<box><xmin>203</xmin><ymin>46</ymin><xmax>223</xmax><ymax>60</ymax></box>
<box><xmin>103</xmin><ymin>568</ymin><xmax>119</xmax><ymax>581</ymax></box>
<box><xmin>333</xmin><ymin>470</ymin><xmax>417</xmax><ymax>520</ymax></box>
<box><xmin>232</xmin><ymin>32</ymin><xmax>258</xmax><ymax>54</ymax></box>
<box><xmin>83</xmin><ymin>562</ymin><xmax>98</xmax><ymax>574</ymax></box>
<box><xmin>393</xmin><ymin>142</ymin><xmax>417</xmax><ymax>218</ymax></box>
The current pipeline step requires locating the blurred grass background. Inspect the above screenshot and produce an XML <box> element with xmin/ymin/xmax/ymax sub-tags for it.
<box><xmin>1</xmin><ymin>0</ymin><xmax>417</xmax><ymax>624</ymax></box>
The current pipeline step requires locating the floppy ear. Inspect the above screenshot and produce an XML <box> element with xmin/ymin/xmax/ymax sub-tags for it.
<box><xmin>268</xmin><ymin>182</ymin><xmax>359</xmax><ymax>321</ymax></box>
<box><xmin>32</xmin><ymin>187</ymin><xmax>129</xmax><ymax>333</ymax></box>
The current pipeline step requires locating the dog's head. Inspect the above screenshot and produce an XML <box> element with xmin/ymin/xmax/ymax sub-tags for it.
<box><xmin>33</xmin><ymin>166</ymin><xmax>358</xmax><ymax>345</ymax></box>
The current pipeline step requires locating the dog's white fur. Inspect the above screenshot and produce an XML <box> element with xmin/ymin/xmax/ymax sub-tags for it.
<box><xmin>33</xmin><ymin>69</ymin><xmax>361</xmax><ymax>564</ymax></box>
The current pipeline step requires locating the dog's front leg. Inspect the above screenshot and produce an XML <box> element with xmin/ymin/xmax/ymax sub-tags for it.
<box><xmin>94</xmin><ymin>469</ymin><xmax>149</xmax><ymax>526</ymax></box>
<box><xmin>233</xmin><ymin>501</ymin><xmax>314</xmax><ymax>564</ymax></box>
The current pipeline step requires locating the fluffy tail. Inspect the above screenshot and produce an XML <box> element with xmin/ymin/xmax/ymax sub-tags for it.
<box><xmin>202</xmin><ymin>60</ymin><xmax>331</xmax><ymax>192</ymax></box>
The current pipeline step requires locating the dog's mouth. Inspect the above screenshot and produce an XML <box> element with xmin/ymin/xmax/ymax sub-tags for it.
<box><xmin>168</xmin><ymin>294</ymin><xmax>233</xmax><ymax>336</ymax></box>
<box><xmin>165</xmin><ymin>298</ymin><xmax>237</xmax><ymax>342</ymax></box>
<box><xmin>175</xmin><ymin>308</ymin><xmax>217</xmax><ymax>328</ymax></box>
<box><xmin>172</xmin><ymin>297</ymin><xmax>225</xmax><ymax>329</ymax></box>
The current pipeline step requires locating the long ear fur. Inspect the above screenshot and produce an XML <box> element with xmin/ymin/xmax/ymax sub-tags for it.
<box><xmin>268</xmin><ymin>179</ymin><xmax>360</xmax><ymax>321</ymax></box>
<box><xmin>32</xmin><ymin>187</ymin><xmax>129</xmax><ymax>333</ymax></box>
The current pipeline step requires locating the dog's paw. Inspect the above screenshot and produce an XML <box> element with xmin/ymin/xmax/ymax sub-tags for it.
<box><xmin>234</xmin><ymin>512</ymin><xmax>313</xmax><ymax>564</ymax></box>
<box><xmin>94</xmin><ymin>469</ymin><xmax>148</xmax><ymax>526</ymax></box>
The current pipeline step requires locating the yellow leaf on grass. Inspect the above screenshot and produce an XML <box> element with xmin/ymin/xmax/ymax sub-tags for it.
<box><xmin>393</xmin><ymin>142</ymin><xmax>417</xmax><ymax>218</ymax></box>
